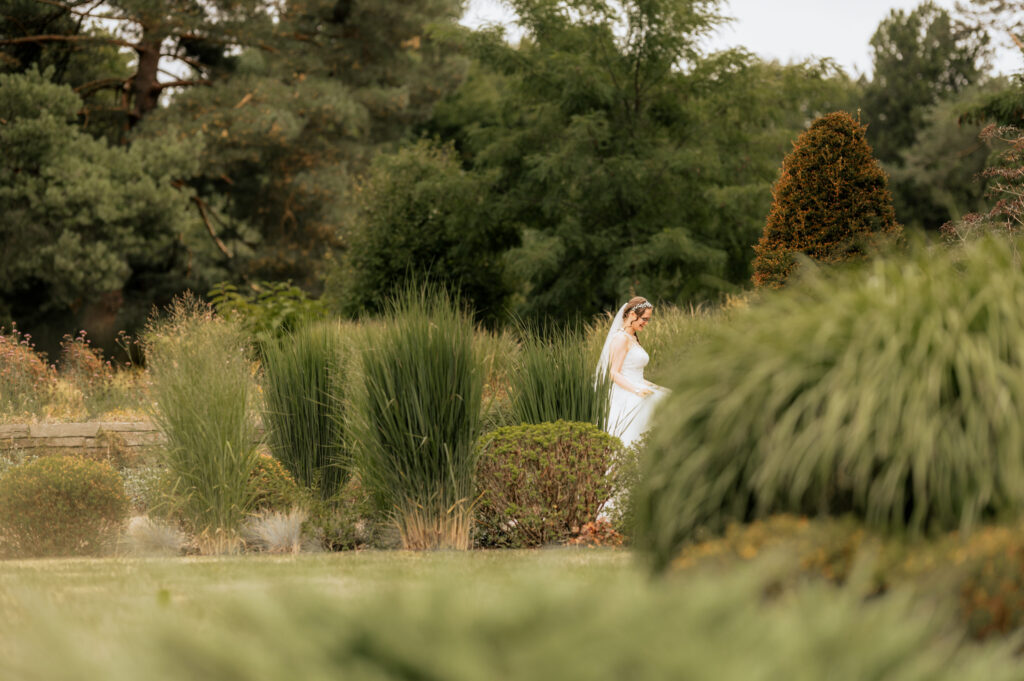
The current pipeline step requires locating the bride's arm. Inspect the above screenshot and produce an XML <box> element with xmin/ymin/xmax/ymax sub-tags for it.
<box><xmin>609</xmin><ymin>336</ymin><xmax>652</xmax><ymax>397</ymax></box>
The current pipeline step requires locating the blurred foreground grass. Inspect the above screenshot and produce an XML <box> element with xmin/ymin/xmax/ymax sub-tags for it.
<box><xmin>1</xmin><ymin>549</ymin><xmax>1023</xmax><ymax>680</ymax></box>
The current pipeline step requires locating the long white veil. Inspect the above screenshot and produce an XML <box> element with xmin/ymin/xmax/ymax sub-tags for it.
<box><xmin>595</xmin><ymin>303</ymin><xmax>628</xmax><ymax>383</ymax></box>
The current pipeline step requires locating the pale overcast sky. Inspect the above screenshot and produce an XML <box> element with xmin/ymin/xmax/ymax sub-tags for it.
<box><xmin>462</xmin><ymin>0</ymin><xmax>1021</xmax><ymax>77</ymax></box>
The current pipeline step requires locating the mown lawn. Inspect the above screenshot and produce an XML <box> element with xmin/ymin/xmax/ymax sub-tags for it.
<box><xmin>2</xmin><ymin>547</ymin><xmax>1023</xmax><ymax>681</ymax></box>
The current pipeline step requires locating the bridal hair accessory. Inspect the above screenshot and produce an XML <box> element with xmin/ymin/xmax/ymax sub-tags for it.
<box><xmin>629</xmin><ymin>301</ymin><xmax>652</xmax><ymax>314</ymax></box>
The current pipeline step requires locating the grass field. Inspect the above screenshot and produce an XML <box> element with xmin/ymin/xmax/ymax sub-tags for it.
<box><xmin>3</xmin><ymin>548</ymin><xmax>1023</xmax><ymax>680</ymax></box>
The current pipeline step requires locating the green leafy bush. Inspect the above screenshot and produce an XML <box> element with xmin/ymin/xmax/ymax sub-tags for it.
<box><xmin>327</xmin><ymin>140</ymin><xmax>516</xmax><ymax>326</ymax></box>
<box><xmin>261</xmin><ymin>320</ymin><xmax>351</xmax><ymax>500</ymax></box>
<box><xmin>350</xmin><ymin>288</ymin><xmax>484</xmax><ymax>550</ymax></box>
<box><xmin>304</xmin><ymin>475</ymin><xmax>381</xmax><ymax>551</ymax></box>
<box><xmin>0</xmin><ymin>455</ymin><xmax>128</xmax><ymax>557</ymax></box>
<box><xmin>637</xmin><ymin>238</ymin><xmax>1024</xmax><ymax>571</ymax></box>
<box><xmin>144</xmin><ymin>295</ymin><xmax>260</xmax><ymax>553</ymax></box>
<box><xmin>752</xmin><ymin>111</ymin><xmax>902</xmax><ymax>288</ymax></box>
<box><xmin>209</xmin><ymin>280</ymin><xmax>326</xmax><ymax>341</ymax></box>
<box><xmin>506</xmin><ymin>328</ymin><xmax>611</xmax><ymax>430</ymax></box>
<box><xmin>475</xmin><ymin>421</ymin><xmax>620</xmax><ymax>547</ymax></box>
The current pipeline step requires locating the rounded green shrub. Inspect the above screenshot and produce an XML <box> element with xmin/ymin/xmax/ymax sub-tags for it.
<box><xmin>475</xmin><ymin>420</ymin><xmax>621</xmax><ymax>547</ymax></box>
<box><xmin>0</xmin><ymin>455</ymin><xmax>128</xmax><ymax>557</ymax></box>
<box><xmin>752</xmin><ymin>111</ymin><xmax>902</xmax><ymax>289</ymax></box>
<box><xmin>637</xmin><ymin>238</ymin><xmax>1024</xmax><ymax>571</ymax></box>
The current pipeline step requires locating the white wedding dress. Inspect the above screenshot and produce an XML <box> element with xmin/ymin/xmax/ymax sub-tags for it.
<box><xmin>605</xmin><ymin>331</ymin><xmax>668</xmax><ymax>447</ymax></box>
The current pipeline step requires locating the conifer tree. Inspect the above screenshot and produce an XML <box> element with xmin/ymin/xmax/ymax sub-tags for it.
<box><xmin>752</xmin><ymin>111</ymin><xmax>902</xmax><ymax>289</ymax></box>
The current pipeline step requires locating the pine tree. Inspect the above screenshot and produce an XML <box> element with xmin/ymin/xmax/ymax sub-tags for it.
<box><xmin>752</xmin><ymin>111</ymin><xmax>903</xmax><ymax>289</ymax></box>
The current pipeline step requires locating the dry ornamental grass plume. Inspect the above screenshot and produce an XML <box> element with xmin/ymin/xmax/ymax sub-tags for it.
<box><xmin>752</xmin><ymin>111</ymin><xmax>903</xmax><ymax>289</ymax></box>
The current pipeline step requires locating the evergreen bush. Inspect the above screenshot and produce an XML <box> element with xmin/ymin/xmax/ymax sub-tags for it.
<box><xmin>752</xmin><ymin>111</ymin><xmax>902</xmax><ymax>288</ymax></box>
<box><xmin>475</xmin><ymin>421</ymin><xmax>620</xmax><ymax>547</ymax></box>
<box><xmin>637</xmin><ymin>238</ymin><xmax>1024</xmax><ymax>571</ymax></box>
<box><xmin>0</xmin><ymin>455</ymin><xmax>128</xmax><ymax>557</ymax></box>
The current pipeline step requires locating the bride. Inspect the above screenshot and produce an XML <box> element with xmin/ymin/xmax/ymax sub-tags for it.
<box><xmin>597</xmin><ymin>296</ymin><xmax>670</xmax><ymax>447</ymax></box>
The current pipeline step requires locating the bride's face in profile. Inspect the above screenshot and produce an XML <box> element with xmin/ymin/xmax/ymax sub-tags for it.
<box><xmin>626</xmin><ymin>308</ymin><xmax>653</xmax><ymax>332</ymax></box>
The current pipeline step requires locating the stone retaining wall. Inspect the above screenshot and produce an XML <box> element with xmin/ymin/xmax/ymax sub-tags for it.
<box><xmin>0</xmin><ymin>422</ymin><xmax>163</xmax><ymax>455</ymax></box>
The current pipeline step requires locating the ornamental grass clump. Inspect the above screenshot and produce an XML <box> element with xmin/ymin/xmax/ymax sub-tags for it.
<box><xmin>350</xmin><ymin>288</ymin><xmax>483</xmax><ymax>550</ymax></box>
<box><xmin>637</xmin><ymin>237</ymin><xmax>1024</xmax><ymax>572</ymax></box>
<box><xmin>752</xmin><ymin>111</ymin><xmax>903</xmax><ymax>289</ymax></box>
<box><xmin>143</xmin><ymin>294</ymin><xmax>260</xmax><ymax>554</ymax></box>
<box><xmin>261</xmin><ymin>320</ymin><xmax>351</xmax><ymax>500</ymax></box>
<box><xmin>0</xmin><ymin>455</ymin><xmax>127</xmax><ymax>558</ymax></box>
<box><xmin>506</xmin><ymin>327</ymin><xmax>611</xmax><ymax>429</ymax></box>
<box><xmin>475</xmin><ymin>421</ymin><xmax>620</xmax><ymax>547</ymax></box>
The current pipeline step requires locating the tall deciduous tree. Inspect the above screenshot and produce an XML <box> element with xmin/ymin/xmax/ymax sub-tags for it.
<box><xmin>862</xmin><ymin>1</ymin><xmax>990</xmax><ymax>230</ymax></box>
<box><xmin>864</xmin><ymin>1</ymin><xmax>989</xmax><ymax>165</ymax></box>
<box><xmin>421</xmin><ymin>0</ymin><xmax>860</xmax><ymax>320</ymax></box>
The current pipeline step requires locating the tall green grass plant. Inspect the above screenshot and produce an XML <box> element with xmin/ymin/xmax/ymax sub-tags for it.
<box><xmin>261</xmin><ymin>320</ymin><xmax>350</xmax><ymax>500</ymax></box>
<box><xmin>507</xmin><ymin>326</ymin><xmax>611</xmax><ymax>429</ymax></box>
<box><xmin>144</xmin><ymin>295</ymin><xmax>260</xmax><ymax>553</ymax></box>
<box><xmin>350</xmin><ymin>288</ymin><xmax>483</xmax><ymax>549</ymax></box>
<box><xmin>637</xmin><ymin>238</ymin><xmax>1024</xmax><ymax>570</ymax></box>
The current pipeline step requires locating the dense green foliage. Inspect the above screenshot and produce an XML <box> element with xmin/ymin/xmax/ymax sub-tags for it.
<box><xmin>752</xmin><ymin>111</ymin><xmax>902</xmax><ymax>288</ymax></box>
<box><xmin>638</xmin><ymin>238</ymin><xmax>1024</xmax><ymax>571</ymax></box>
<box><xmin>475</xmin><ymin>420</ymin><xmax>619</xmax><ymax>547</ymax></box>
<box><xmin>143</xmin><ymin>296</ymin><xmax>260</xmax><ymax>552</ymax></box>
<box><xmin>209</xmin><ymin>281</ymin><xmax>327</xmax><ymax>341</ymax></box>
<box><xmin>863</xmin><ymin>2</ymin><xmax>989</xmax><ymax>165</ymax></box>
<box><xmin>861</xmin><ymin>2</ymin><xmax>992</xmax><ymax>230</ymax></box>
<box><xmin>4</xmin><ymin>0</ymin><xmax>1020</xmax><ymax>345</ymax></box>
<box><xmin>0</xmin><ymin>455</ymin><xmax>127</xmax><ymax>558</ymax></box>
<box><xmin>261</xmin><ymin>320</ymin><xmax>351</xmax><ymax>500</ymax></box>
<box><xmin>135</xmin><ymin>0</ymin><xmax>466</xmax><ymax>288</ymax></box>
<box><xmin>329</xmin><ymin>140</ymin><xmax>516</xmax><ymax>324</ymax></box>
<box><xmin>505</xmin><ymin>327</ymin><xmax>610</xmax><ymax>429</ymax></box>
<box><xmin>350</xmin><ymin>289</ymin><xmax>483</xmax><ymax>549</ymax></box>
<box><xmin>422</xmin><ymin>0</ymin><xmax>860</xmax><ymax>319</ymax></box>
<box><xmin>0</xmin><ymin>69</ymin><xmax>215</xmax><ymax>344</ymax></box>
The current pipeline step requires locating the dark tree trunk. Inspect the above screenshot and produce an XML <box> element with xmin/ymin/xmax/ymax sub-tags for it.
<box><xmin>129</xmin><ymin>28</ymin><xmax>163</xmax><ymax>126</ymax></box>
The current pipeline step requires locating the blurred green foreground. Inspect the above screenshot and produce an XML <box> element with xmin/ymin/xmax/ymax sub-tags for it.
<box><xmin>1</xmin><ymin>550</ymin><xmax>1021</xmax><ymax>681</ymax></box>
